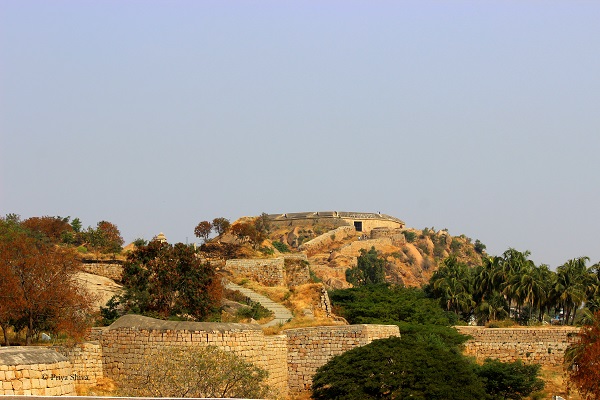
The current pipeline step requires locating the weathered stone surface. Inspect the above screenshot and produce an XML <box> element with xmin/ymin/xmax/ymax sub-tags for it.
<box><xmin>0</xmin><ymin>347</ymin><xmax>67</xmax><ymax>366</ymax></box>
<box><xmin>455</xmin><ymin>326</ymin><xmax>580</xmax><ymax>365</ymax></box>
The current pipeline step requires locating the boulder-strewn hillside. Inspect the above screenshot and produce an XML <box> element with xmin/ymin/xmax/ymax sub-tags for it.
<box><xmin>217</xmin><ymin>213</ymin><xmax>486</xmax><ymax>289</ymax></box>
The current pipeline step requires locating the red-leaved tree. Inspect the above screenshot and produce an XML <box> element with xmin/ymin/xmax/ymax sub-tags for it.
<box><xmin>566</xmin><ymin>311</ymin><xmax>600</xmax><ymax>399</ymax></box>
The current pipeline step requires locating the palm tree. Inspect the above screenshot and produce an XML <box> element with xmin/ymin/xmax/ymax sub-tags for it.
<box><xmin>555</xmin><ymin>257</ymin><xmax>590</xmax><ymax>325</ymax></box>
<box><xmin>431</xmin><ymin>257</ymin><xmax>474</xmax><ymax>316</ymax></box>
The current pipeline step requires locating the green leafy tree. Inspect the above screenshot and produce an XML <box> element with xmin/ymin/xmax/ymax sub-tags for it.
<box><xmin>428</xmin><ymin>256</ymin><xmax>474</xmax><ymax>317</ymax></box>
<box><xmin>84</xmin><ymin>220</ymin><xmax>124</xmax><ymax>254</ymax></box>
<box><xmin>110</xmin><ymin>240</ymin><xmax>221</xmax><ymax>321</ymax></box>
<box><xmin>70</xmin><ymin>217</ymin><xmax>82</xmax><ymax>233</ymax></box>
<box><xmin>212</xmin><ymin>217</ymin><xmax>231</xmax><ymax>236</ymax></box>
<box><xmin>474</xmin><ymin>239</ymin><xmax>487</xmax><ymax>254</ymax></box>
<box><xmin>329</xmin><ymin>284</ymin><xmax>457</xmax><ymax>327</ymax></box>
<box><xmin>345</xmin><ymin>247</ymin><xmax>386</xmax><ymax>286</ymax></box>
<box><xmin>476</xmin><ymin>359</ymin><xmax>544</xmax><ymax>400</ymax></box>
<box><xmin>312</xmin><ymin>335</ymin><xmax>486</xmax><ymax>400</ymax></box>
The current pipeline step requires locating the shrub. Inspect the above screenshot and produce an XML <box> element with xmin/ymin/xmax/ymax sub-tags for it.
<box><xmin>236</xmin><ymin>301</ymin><xmax>273</xmax><ymax>320</ymax></box>
<box><xmin>476</xmin><ymin>358</ymin><xmax>544</xmax><ymax>400</ymax></box>
<box><xmin>404</xmin><ymin>231</ymin><xmax>417</xmax><ymax>243</ymax></box>
<box><xmin>119</xmin><ymin>346</ymin><xmax>271</xmax><ymax>398</ymax></box>
<box><xmin>272</xmin><ymin>241</ymin><xmax>290</xmax><ymax>253</ymax></box>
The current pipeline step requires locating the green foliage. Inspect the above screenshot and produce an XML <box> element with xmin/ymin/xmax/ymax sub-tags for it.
<box><xmin>108</xmin><ymin>241</ymin><xmax>221</xmax><ymax>321</ymax></box>
<box><xmin>272</xmin><ymin>240</ymin><xmax>290</xmax><ymax>253</ymax></box>
<box><xmin>132</xmin><ymin>237</ymin><xmax>148</xmax><ymax>247</ymax></box>
<box><xmin>309</xmin><ymin>268</ymin><xmax>322</xmax><ymax>283</ymax></box>
<box><xmin>345</xmin><ymin>247</ymin><xmax>386</xmax><ymax>287</ymax></box>
<box><xmin>476</xmin><ymin>359</ymin><xmax>544</xmax><ymax>400</ymax></box>
<box><xmin>312</xmin><ymin>336</ymin><xmax>486</xmax><ymax>400</ymax></box>
<box><xmin>450</xmin><ymin>237</ymin><xmax>462</xmax><ymax>252</ymax></box>
<box><xmin>236</xmin><ymin>301</ymin><xmax>273</xmax><ymax>320</ymax></box>
<box><xmin>403</xmin><ymin>230</ymin><xmax>417</xmax><ymax>243</ymax></box>
<box><xmin>259</xmin><ymin>246</ymin><xmax>275</xmax><ymax>255</ymax></box>
<box><xmin>70</xmin><ymin>217</ymin><xmax>82</xmax><ymax>233</ymax></box>
<box><xmin>474</xmin><ymin>239</ymin><xmax>487</xmax><ymax>254</ymax></box>
<box><xmin>84</xmin><ymin>220</ymin><xmax>124</xmax><ymax>254</ymax></box>
<box><xmin>212</xmin><ymin>217</ymin><xmax>231</xmax><ymax>236</ymax></box>
<box><xmin>329</xmin><ymin>284</ymin><xmax>458</xmax><ymax>327</ymax></box>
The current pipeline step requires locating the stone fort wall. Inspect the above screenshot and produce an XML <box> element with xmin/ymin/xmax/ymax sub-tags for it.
<box><xmin>100</xmin><ymin>315</ymin><xmax>289</xmax><ymax>398</ymax></box>
<box><xmin>299</xmin><ymin>225</ymin><xmax>356</xmax><ymax>256</ymax></box>
<box><xmin>80</xmin><ymin>262</ymin><xmax>123</xmax><ymax>282</ymax></box>
<box><xmin>0</xmin><ymin>347</ymin><xmax>76</xmax><ymax>396</ymax></box>
<box><xmin>286</xmin><ymin>324</ymin><xmax>401</xmax><ymax>392</ymax></box>
<box><xmin>224</xmin><ymin>255</ymin><xmax>311</xmax><ymax>287</ymax></box>
<box><xmin>455</xmin><ymin>326</ymin><xmax>580</xmax><ymax>365</ymax></box>
<box><xmin>53</xmin><ymin>341</ymin><xmax>103</xmax><ymax>389</ymax></box>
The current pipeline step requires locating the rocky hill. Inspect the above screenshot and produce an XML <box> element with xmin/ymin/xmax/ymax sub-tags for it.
<box><xmin>219</xmin><ymin>213</ymin><xmax>486</xmax><ymax>289</ymax></box>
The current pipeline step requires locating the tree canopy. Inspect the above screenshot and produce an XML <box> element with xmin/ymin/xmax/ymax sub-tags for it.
<box><xmin>103</xmin><ymin>240</ymin><xmax>221</xmax><ymax>322</ymax></box>
<box><xmin>0</xmin><ymin>217</ymin><xmax>94</xmax><ymax>345</ymax></box>
<box><xmin>345</xmin><ymin>247</ymin><xmax>387</xmax><ymax>287</ymax></box>
<box><xmin>565</xmin><ymin>310</ymin><xmax>600</xmax><ymax>399</ymax></box>
<box><xmin>312</xmin><ymin>335</ymin><xmax>487</xmax><ymax>400</ymax></box>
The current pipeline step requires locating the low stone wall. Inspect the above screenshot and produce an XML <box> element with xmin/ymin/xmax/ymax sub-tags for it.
<box><xmin>225</xmin><ymin>258</ymin><xmax>286</xmax><ymax>286</ymax></box>
<box><xmin>53</xmin><ymin>341</ymin><xmax>103</xmax><ymax>388</ymax></box>
<box><xmin>285</xmin><ymin>324</ymin><xmax>400</xmax><ymax>393</ymax></box>
<box><xmin>299</xmin><ymin>226</ymin><xmax>356</xmax><ymax>256</ymax></box>
<box><xmin>338</xmin><ymin>237</ymin><xmax>393</xmax><ymax>257</ymax></box>
<box><xmin>100</xmin><ymin>314</ymin><xmax>289</xmax><ymax>398</ymax></box>
<box><xmin>0</xmin><ymin>347</ymin><xmax>76</xmax><ymax>396</ymax></box>
<box><xmin>455</xmin><ymin>326</ymin><xmax>580</xmax><ymax>365</ymax></box>
<box><xmin>284</xmin><ymin>258</ymin><xmax>311</xmax><ymax>287</ymax></box>
<box><xmin>80</xmin><ymin>262</ymin><xmax>123</xmax><ymax>282</ymax></box>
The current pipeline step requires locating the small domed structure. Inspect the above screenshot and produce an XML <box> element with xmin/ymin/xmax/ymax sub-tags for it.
<box><xmin>153</xmin><ymin>232</ymin><xmax>167</xmax><ymax>243</ymax></box>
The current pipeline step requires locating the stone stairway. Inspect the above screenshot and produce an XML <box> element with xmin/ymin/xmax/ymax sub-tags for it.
<box><xmin>224</xmin><ymin>282</ymin><xmax>293</xmax><ymax>327</ymax></box>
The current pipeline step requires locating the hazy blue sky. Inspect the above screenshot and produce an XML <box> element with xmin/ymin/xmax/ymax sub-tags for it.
<box><xmin>1</xmin><ymin>1</ymin><xmax>599</xmax><ymax>269</ymax></box>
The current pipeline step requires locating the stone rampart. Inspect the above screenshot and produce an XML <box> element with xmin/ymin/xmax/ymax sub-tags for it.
<box><xmin>285</xmin><ymin>324</ymin><xmax>400</xmax><ymax>392</ymax></box>
<box><xmin>225</xmin><ymin>258</ymin><xmax>286</xmax><ymax>286</ymax></box>
<box><xmin>100</xmin><ymin>315</ymin><xmax>289</xmax><ymax>398</ymax></box>
<box><xmin>338</xmin><ymin>237</ymin><xmax>393</xmax><ymax>257</ymax></box>
<box><xmin>80</xmin><ymin>262</ymin><xmax>123</xmax><ymax>282</ymax></box>
<box><xmin>53</xmin><ymin>341</ymin><xmax>103</xmax><ymax>388</ymax></box>
<box><xmin>299</xmin><ymin>226</ymin><xmax>356</xmax><ymax>256</ymax></box>
<box><xmin>455</xmin><ymin>326</ymin><xmax>580</xmax><ymax>365</ymax></box>
<box><xmin>0</xmin><ymin>347</ymin><xmax>76</xmax><ymax>396</ymax></box>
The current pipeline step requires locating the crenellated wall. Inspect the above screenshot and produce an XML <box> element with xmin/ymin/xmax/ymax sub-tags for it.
<box><xmin>455</xmin><ymin>326</ymin><xmax>580</xmax><ymax>365</ymax></box>
<box><xmin>285</xmin><ymin>324</ymin><xmax>401</xmax><ymax>393</ymax></box>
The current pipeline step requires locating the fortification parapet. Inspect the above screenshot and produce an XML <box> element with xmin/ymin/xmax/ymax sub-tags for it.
<box><xmin>455</xmin><ymin>326</ymin><xmax>580</xmax><ymax>365</ymax></box>
<box><xmin>0</xmin><ymin>347</ymin><xmax>76</xmax><ymax>396</ymax></box>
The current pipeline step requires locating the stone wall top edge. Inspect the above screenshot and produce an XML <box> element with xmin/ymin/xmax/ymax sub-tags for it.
<box><xmin>107</xmin><ymin>314</ymin><xmax>263</xmax><ymax>332</ymax></box>
<box><xmin>0</xmin><ymin>346</ymin><xmax>69</xmax><ymax>365</ymax></box>
<box><xmin>455</xmin><ymin>326</ymin><xmax>580</xmax><ymax>331</ymax></box>
<box><xmin>284</xmin><ymin>324</ymin><xmax>398</xmax><ymax>334</ymax></box>
<box><xmin>266</xmin><ymin>211</ymin><xmax>404</xmax><ymax>224</ymax></box>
